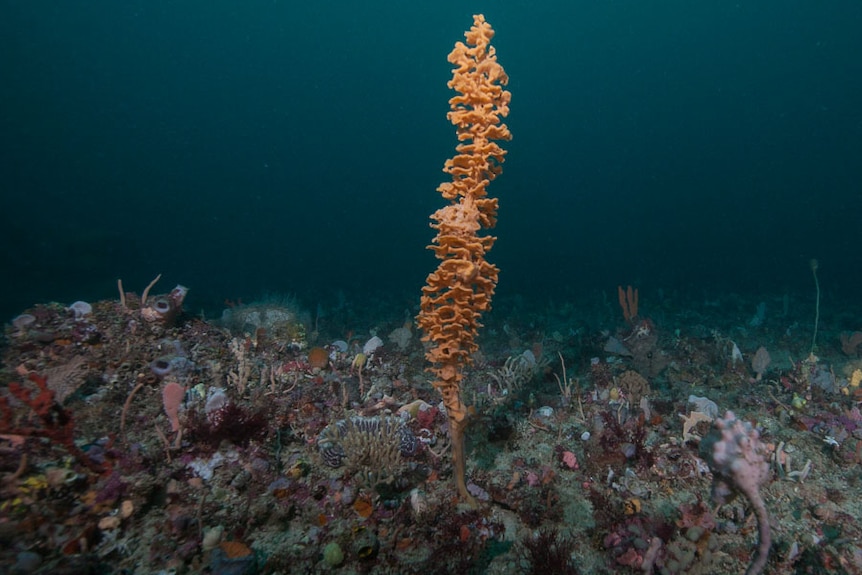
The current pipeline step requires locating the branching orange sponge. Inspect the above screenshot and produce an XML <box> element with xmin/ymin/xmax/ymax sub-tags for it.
<box><xmin>416</xmin><ymin>14</ymin><xmax>511</xmax><ymax>503</ymax></box>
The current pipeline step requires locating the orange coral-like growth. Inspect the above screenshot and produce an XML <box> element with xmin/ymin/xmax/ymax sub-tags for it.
<box><xmin>416</xmin><ymin>14</ymin><xmax>511</xmax><ymax>503</ymax></box>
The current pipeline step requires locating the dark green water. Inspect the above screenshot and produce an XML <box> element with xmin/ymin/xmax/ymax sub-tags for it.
<box><xmin>2</xmin><ymin>1</ymin><xmax>860</xmax><ymax>319</ymax></box>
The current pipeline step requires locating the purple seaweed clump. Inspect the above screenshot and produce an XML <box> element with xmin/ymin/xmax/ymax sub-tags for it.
<box><xmin>189</xmin><ymin>402</ymin><xmax>269</xmax><ymax>448</ymax></box>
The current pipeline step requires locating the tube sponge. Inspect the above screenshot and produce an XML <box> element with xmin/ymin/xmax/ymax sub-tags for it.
<box><xmin>141</xmin><ymin>284</ymin><xmax>188</xmax><ymax>326</ymax></box>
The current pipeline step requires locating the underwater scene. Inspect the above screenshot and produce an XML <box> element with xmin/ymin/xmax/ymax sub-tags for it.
<box><xmin>2</xmin><ymin>2</ymin><xmax>862</xmax><ymax>574</ymax></box>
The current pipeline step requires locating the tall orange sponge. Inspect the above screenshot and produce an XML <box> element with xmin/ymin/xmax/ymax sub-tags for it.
<box><xmin>417</xmin><ymin>14</ymin><xmax>511</xmax><ymax>504</ymax></box>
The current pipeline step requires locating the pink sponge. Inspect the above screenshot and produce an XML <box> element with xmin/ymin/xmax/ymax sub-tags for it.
<box><xmin>701</xmin><ymin>411</ymin><xmax>771</xmax><ymax>575</ymax></box>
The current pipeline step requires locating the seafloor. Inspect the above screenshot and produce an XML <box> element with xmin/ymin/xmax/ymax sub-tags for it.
<box><xmin>2</xmin><ymin>281</ymin><xmax>862</xmax><ymax>574</ymax></box>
